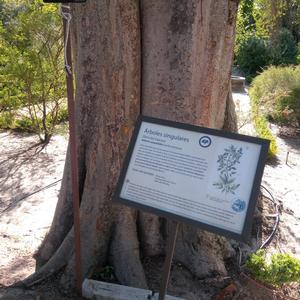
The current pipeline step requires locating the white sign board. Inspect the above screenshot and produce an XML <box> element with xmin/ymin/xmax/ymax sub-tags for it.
<box><xmin>114</xmin><ymin>116</ymin><xmax>269</xmax><ymax>241</ymax></box>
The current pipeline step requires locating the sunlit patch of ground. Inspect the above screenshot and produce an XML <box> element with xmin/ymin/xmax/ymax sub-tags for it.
<box><xmin>0</xmin><ymin>131</ymin><xmax>67</xmax><ymax>286</ymax></box>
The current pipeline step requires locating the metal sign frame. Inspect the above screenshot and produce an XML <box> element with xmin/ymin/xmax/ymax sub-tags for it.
<box><xmin>114</xmin><ymin>115</ymin><xmax>270</xmax><ymax>242</ymax></box>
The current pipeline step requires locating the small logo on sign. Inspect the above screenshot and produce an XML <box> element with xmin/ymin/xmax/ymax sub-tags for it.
<box><xmin>232</xmin><ymin>199</ymin><xmax>246</xmax><ymax>212</ymax></box>
<box><xmin>199</xmin><ymin>136</ymin><xmax>211</xmax><ymax>148</ymax></box>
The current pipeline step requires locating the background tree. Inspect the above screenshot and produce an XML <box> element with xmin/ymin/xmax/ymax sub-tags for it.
<box><xmin>235</xmin><ymin>0</ymin><xmax>300</xmax><ymax>80</ymax></box>
<box><xmin>21</xmin><ymin>0</ymin><xmax>239</xmax><ymax>290</ymax></box>
<box><xmin>0</xmin><ymin>0</ymin><xmax>66</xmax><ymax>143</ymax></box>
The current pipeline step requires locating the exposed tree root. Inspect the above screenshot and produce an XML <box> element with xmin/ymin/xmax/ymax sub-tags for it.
<box><xmin>138</xmin><ymin>212</ymin><xmax>165</xmax><ymax>257</ymax></box>
<box><xmin>14</xmin><ymin>229</ymin><xmax>74</xmax><ymax>288</ymax></box>
<box><xmin>175</xmin><ymin>225</ymin><xmax>235</xmax><ymax>278</ymax></box>
<box><xmin>110</xmin><ymin>207</ymin><xmax>148</xmax><ymax>289</ymax></box>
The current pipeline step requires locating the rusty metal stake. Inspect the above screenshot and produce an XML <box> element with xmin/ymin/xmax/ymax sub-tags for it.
<box><xmin>158</xmin><ymin>221</ymin><xmax>179</xmax><ymax>300</ymax></box>
<box><xmin>286</xmin><ymin>151</ymin><xmax>289</xmax><ymax>165</ymax></box>
<box><xmin>62</xmin><ymin>5</ymin><xmax>83</xmax><ymax>296</ymax></box>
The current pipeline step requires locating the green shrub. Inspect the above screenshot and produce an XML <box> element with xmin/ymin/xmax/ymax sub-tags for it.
<box><xmin>250</xmin><ymin>66</ymin><xmax>300</xmax><ymax>127</ymax></box>
<box><xmin>93</xmin><ymin>265</ymin><xmax>116</xmax><ymax>282</ymax></box>
<box><xmin>263</xmin><ymin>88</ymin><xmax>300</xmax><ymax>126</ymax></box>
<box><xmin>250</xmin><ymin>65</ymin><xmax>300</xmax><ymax>99</ymax></box>
<box><xmin>246</xmin><ymin>250</ymin><xmax>269</xmax><ymax>282</ymax></box>
<box><xmin>15</xmin><ymin>116</ymin><xmax>35</xmax><ymax>132</ymax></box>
<box><xmin>253</xmin><ymin>115</ymin><xmax>277</xmax><ymax>158</ymax></box>
<box><xmin>0</xmin><ymin>111</ymin><xmax>15</xmax><ymax>128</ymax></box>
<box><xmin>246</xmin><ymin>250</ymin><xmax>300</xmax><ymax>287</ymax></box>
<box><xmin>270</xmin><ymin>29</ymin><xmax>298</xmax><ymax>66</ymax></box>
<box><xmin>56</xmin><ymin>106</ymin><xmax>69</xmax><ymax>123</ymax></box>
<box><xmin>0</xmin><ymin>1</ymin><xmax>65</xmax><ymax>143</ymax></box>
<box><xmin>235</xmin><ymin>36</ymin><xmax>271</xmax><ymax>81</ymax></box>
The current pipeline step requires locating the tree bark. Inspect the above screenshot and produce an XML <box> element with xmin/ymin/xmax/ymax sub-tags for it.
<box><xmin>24</xmin><ymin>0</ymin><xmax>239</xmax><ymax>290</ymax></box>
<box><xmin>139</xmin><ymin>0</ymin><xmax>238</xmax><ymax>278</ymax></box>
<box><xmin>223</xmin><ymin>83</ymin><xmax>238</xmax><ymax>133</ymax></box>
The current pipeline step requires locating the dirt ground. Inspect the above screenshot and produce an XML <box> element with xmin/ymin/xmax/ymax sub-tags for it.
<box><xmin>233</xmin><ymin>90</ymin><xmax>300</xmax><ymax>261</ymax></box>
<box><xmin>0</xmin><ymin>89</ymin><xmax>300</xmax><ymax>299</ymax></box>
<box><xmin>0</xmin><ymin>131</ymin><xmax>67</xmax><ymax>298</ymax></box>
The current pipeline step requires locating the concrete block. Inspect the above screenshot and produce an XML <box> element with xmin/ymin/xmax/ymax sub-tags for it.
<box><xmin>82</xmin><ymin>279</ymin><xmax>184</xmax><ymax>300</ymax></box>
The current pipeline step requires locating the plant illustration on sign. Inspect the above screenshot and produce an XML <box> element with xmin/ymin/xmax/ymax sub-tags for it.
<box><xmin>213</xmin><ymin>145</ymin><xmax>243</xmax><ymax>194</ymax></box>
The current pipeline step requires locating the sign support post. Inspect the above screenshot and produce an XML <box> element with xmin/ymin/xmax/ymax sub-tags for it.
<box><xmin>114</xmin><ymin>115</ymin><xmax>270</xmax><ymax>299</ymax></box>
<box><xmin>159</xmin><ymin>221</ymin><xmax>179</xmax><ymax>300</ymax></box>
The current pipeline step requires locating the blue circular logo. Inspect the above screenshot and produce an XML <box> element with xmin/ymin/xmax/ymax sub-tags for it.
<box><xmin>232</xmin><ymin>199</ymin><xmax>246</xmax><ymax>213</ymax></box>
<box><xmin>199</xmin><ymin>136</ymin><xmax>211</xmax><ymax>148</ymax></box>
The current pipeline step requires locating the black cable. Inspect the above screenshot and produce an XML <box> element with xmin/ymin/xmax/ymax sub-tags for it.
<box><xmin>0</xmin><ymin>179</ymin><xmax>62</xmax><ymax>215</ymax></box>
<box><xmin>238</xmin><ymin>184</ymin><xmax>280</xmax><ymax>269</ymax></box>
<box><xmin>259</xmin><ymin>184</ymin><xmax>280</xmax><ymax>249</ymax></box>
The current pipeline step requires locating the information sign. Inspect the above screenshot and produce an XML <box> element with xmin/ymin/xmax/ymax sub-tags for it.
<box><xmin>114</xmin><ymin>116</ymin><xmax>269</xmax><ymax>241</ymax></box>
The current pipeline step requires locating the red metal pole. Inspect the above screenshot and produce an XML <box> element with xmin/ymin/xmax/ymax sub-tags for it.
<box><xmin>159</xmin><ymin>221</ymin><xmax>179</xmax><ymax>300</ymax></box>
<box><xmin>62</xmin><ymin>5</ymin><xmax>83</xmax><ymax>296</ymax></box>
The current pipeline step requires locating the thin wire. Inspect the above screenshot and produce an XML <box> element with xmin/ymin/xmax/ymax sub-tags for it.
<box><xmin>60</xmin><ymin>4</ymin><xmax>72</xmax><ymax>76</ymax></box>
<box><xmin>0</xmin><ymin>179</ymin><xmax>62</xmax><ymax>215</ymax></box>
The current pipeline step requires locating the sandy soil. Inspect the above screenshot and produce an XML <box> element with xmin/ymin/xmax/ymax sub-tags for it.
<box><xmin>233</xmin><ymin>91</ymin><xmax>300</xmax><ymax>262</ymax></box>
<box><xmin>0</xmin><ymin>131</ymin><xmax>67</xmax><ymax>287</ymax></box>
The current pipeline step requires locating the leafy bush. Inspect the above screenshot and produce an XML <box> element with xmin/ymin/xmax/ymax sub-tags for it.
<box><xmin>235</xmin><ymin>36</ymin><xmax>271</xmax><ymax>81</ymax></box>
<box><xmin>246</xmin><ymin>250</ymin><xmax>300</xmax><ymax>287</ymax></box>
<box><xmin>250</xmin><ymin>66</ymin><xmax>300</xmax><ymax>127</ymax></box>
<box><xmin>270</xmin><ymin>29</ymin><xmax>298</xmax><ymax>66</ymax></box>
<box><xmin>253</xmin><ymin>116</ymin><xmax>277</xmax><ymax>158</ymax></box>
<box><xmin>56</xmin><ymin>106</ymin><xmax>68</xmax><ymax>123</ymax></box>
<box><xmin>0</xmin><ymin>0</ymin><xmax>65</xmax><ymax>143</ymax></box>
<box><xmin>263</xmin><ymin>88</ymin><xmax>300</xmax><ymax>126</ymax></box>
<box><xmin>15</xmin><ymin>116</ymin><xmax>35</xmax><ymax>132</ymax></box>
<box><xmin>0</xmin><ymin>111</ymin><xmax>15</xmax><ymax>128</ymax></box>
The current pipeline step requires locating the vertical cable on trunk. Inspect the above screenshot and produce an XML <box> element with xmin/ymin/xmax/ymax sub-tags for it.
<box><xmin>61</xmin><ymin>4</ymin><xmax>83</xmax><ymax>296</ymax></box>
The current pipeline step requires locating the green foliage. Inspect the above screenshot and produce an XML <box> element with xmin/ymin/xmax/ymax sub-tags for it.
<box><xmin>235</xmin><ymin>0</ymin><xmax>256</xmax><ymax>53</ymax></box>
<box><xmin>93</xmin><ymin>265</ymin><xmax>116</xmax><ymax>283</ymax></box>
<box><xmin>235</xmin><ymin>36</ymin><xmax>271</xmax><ymax>81</ymax></box>
<box><xmin>253</xmin><ymin>115</ymin><xmax>277</xmax><ymax>158</ymax></box>
<box><xmin>246</xmin><ymin>250</ymin><xmax>300</xmax><ymax>287</ymax></box>
<box><xmin>270</xmin><ymin>29</ymin><xmax>298</xmax><ymax>65</ymax></box>
<box><xmin>235</xmin><ymin>29</ymin><xmax>298</xmax><ymax>81</ymax></box>
<box><xmin>0</xmin><ymin>111</ymin><xmax>14</xmax><ymax>128</ymax></box>
<box><xmin>250</xmin><ymin>66</ymin><xmax>300</xmax><ymax>127</ymax></box>
<box><xmin>0</xmin><ymin>0</ymin><xmax>65</xmax><ymax>143</ymax></box>
<box><xmin>56</xmin><ymin>105</ymin><xmax>68</xmax><ymax>123</ymax></box>
<box><xmin>253</xmin><ymin>0</ymin><xmax>287</xmax><ymax>40</ymax></box>
<box><xmin>234</xmin><ymin>0</ymin><xmax>300</xmax><ymax>80</ymax></box>
<box><xmin>283</xmin><ymin>1</ymin><xmax>300</xmax><ymax>43</ymax></box>
<box><xmin>15</xmin><ymin>116</ymin><xmax>34</xmax><ymax>132</ymax></box>
<box><xmin>246</xmin><ymin>250</ymin><xmax>269</xmax><ymax>281</ymax></box>
<box><xmin>263</xmin><ymin>88</ymin><xmax>300</xmax><ymax>126</ymax></box>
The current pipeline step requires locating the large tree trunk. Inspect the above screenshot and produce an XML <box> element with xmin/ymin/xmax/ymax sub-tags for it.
<box><xmin>23</xmin><ymin>0</ymin><xmax>239</xmax><ymax>290</ymax></box>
